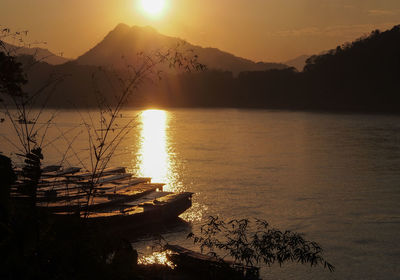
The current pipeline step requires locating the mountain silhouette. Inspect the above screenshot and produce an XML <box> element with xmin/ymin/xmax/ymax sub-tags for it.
<box><xmin>2</xmin><ymin>42</ymin><xmax>70</xmax><ymax>65</ymax></box>
<box><xmin>7</xmin><ymin>24</ymin><xmax>400</xmax><ymax>113</ymax></box>
<box><xmin>76</xmin><ymin>23</ymin><xmax>287</xmax><ymax>75</ymax></box>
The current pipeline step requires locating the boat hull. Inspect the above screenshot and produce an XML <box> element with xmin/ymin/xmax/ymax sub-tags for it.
<box><xmin>58</xmin><ymin>192</ymin><xmax>193</xmax><ymax>230</ymax></box>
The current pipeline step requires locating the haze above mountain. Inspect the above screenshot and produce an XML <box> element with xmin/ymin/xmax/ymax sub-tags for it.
<box><xmin>75</xmin><ymin>23</ymin><xmax>288</xmax><ymax>75</ymax></box>
<box><xmin>284</xmin><ymin>55</ymin><xmax>310</xmax><ymax>71</ymax></box>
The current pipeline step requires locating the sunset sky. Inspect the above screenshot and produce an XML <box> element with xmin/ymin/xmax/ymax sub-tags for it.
<box><xmin>1</xmin><ymin>0</ymin><xmax>399</xmax><ymax>62</ymax></box>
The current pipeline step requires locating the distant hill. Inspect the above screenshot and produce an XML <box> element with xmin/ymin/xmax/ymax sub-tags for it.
<box><xmin>2</xmin><ymin>42</ymin><xmax>70</xmax><ymax>65</ymax></box>
<box><xmin>300</xmin><ymin>25</ymin><xmax>400</xmax><ymax>111</ymax></box>
<box><xmin>235</xmin><ymin>24</ymin><xmax>400</xmax><ymax>112</ymax></box>
<box><xmin>284</xmin><ymin>54</ymin><xmax>310</xmax><ymax>71</ymax></box>
<box><xmin>76</xmin><ymin>23</ymin><xmax>288</xmax><ymax>75</ymax></box>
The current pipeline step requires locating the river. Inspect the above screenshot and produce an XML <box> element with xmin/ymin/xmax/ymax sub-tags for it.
<box><xmin>2</xmin><ymin>109</ymin><xmax>400</xmax><ymax>279</ymax></box>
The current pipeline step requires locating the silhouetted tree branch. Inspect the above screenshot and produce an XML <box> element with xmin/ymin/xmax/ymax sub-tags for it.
<box><xmin>188</xmin><ymin>216</ymin><xmax>334</xmax><ymax>272</ymax></box>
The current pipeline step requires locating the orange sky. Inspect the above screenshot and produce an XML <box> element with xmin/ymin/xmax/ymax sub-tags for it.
<box><xmin>1</xmin><ymin>0</ymin><xmax>399</xmax><ymax>62</ymax></box>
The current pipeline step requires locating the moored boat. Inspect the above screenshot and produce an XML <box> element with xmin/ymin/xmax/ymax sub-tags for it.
<box><xmin>165</xmin><ymin>244</ymin><xmax>260</xmax><ymax>280</ymax></box>
<box><xmin>11</xmin><ymin>165</ymin><xmax>193</xmax><ymax>229</ymax></box>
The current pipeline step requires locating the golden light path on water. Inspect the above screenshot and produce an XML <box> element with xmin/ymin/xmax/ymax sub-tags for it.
<box><xmin>137</xmin><ymin>109</ymin><xmax>174</xmax><ymax>192</ymax></box>
<box><xmin>135</xmin><ymin>109</ymin><xmax>203</xmax><ymax>222</ymax></box>
<box><xmin>135</xmin><ymin>110</ymin><xmax>192</xmax><ymax>267</ymax></box>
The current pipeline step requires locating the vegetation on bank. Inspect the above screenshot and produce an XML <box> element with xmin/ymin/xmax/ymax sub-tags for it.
<box><xmin>187</xmin><ymin>216</ymin><xmax>334</xmax><ymax>271</ymax></box>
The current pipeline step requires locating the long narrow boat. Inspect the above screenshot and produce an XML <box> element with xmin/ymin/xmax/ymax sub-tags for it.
<box><xmin>11</xmin><ymin>165</ymin><xmax>194</xmax><ymax>229</ymax></box>
<box><xmin>81</xmin><ymin>192</ymin><xmax>193</xmax><ymax>227</ymax></box>
<box><xmin>165</xmin><ymin>244</ymin><xmax>260</xmax><ymax>280</ymax></box>
<box><xmin>39</xmin><ymin>184</ymin><xmax>165</xmax><ymax>212</ymax></box>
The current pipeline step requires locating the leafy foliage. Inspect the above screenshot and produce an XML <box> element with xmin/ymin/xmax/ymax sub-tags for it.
<box><xmin>0</xmin><ymin>51</ymin><xmax>27</xmax><ymax>98</ymax></box>
<box><xmin>188</xmin><ymin>216</ymin><xmax>334</xmax><ymax>272</ymax></box>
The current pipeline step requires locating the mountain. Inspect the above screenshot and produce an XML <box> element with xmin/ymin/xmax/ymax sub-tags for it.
<box><xmin>2</xmin><ymin>42</ymin><xmax>71</xmax><ymax>65</ymax></box>
<box><xmin>284</xmin><ymin>54</ymin><xmax>310</xmax><ymax>71</ymax></box>
<box><xmin>76</xmin><ymin>23</ymin><xmax>288</xmax><ymax>75</ymax></box>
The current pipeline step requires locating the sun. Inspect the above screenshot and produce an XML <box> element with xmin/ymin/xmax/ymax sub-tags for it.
<box><xmin>140</xmin><ymin>0</ymin><xmax>166</xmax><ymax>16</ymax></box>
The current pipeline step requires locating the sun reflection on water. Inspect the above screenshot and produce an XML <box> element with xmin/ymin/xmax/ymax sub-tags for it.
<box><xmin>137</xmin><ymin>110</ymin><xmax>173</xmax><ymax>191</ymax></box>
<box><xmin>138</xmin><ymin>250</ymin><xmax>175</xmax><ymax>268</ymax></box>
<box><xmin>135</xmin><ymin>109</ymin><xmax>201</xmax><ymax>221</ymax></box>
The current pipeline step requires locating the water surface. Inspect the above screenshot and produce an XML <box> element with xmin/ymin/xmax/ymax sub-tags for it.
<box><xmin>2</xmin><ymin>109</ymin><xmax>400</xmax><ymax>279</ymax></box>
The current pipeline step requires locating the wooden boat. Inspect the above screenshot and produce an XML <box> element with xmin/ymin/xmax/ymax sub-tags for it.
<box><xmin>165</xmin><ymin>244</ymin><xmax>260</xmax><ymax>280</ymax></box>
<box><xmin>41</xmin><ymin>166</ymin><xmax>81</xmax><ymax>177</ymax></box>
<box><xmin>65</xmin><ymin>167</ymin><xmax>127</xmax><ymax>179</ymax></box>
<box><xmin>38</xmin><ymin>184</ymin><xmax>165</xmax><ymax>212</ymax></box>
<box><xmin>11</xmin><ymin>165</ymin><xmax>193</xmax><ymax>229</ymax></box>
<box><xmin>82</xmin><ymin>192</ymin><xmax>193</xmax><ymax>228</ymax></box>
